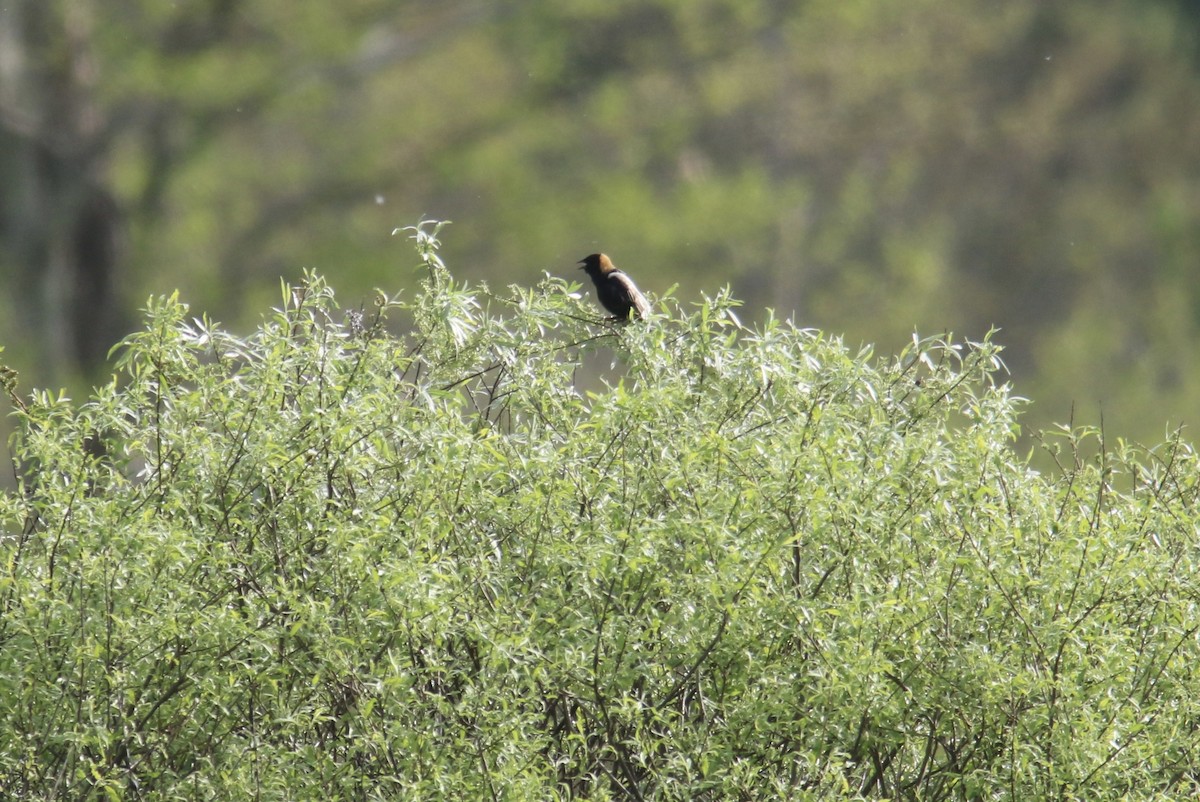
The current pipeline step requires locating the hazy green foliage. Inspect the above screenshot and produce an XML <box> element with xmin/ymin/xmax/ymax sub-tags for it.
<box><xmin>2</xmin><ymin>227</ymin><xmax>1198</xmax><ymax>799</ymax></box>
<box><xmin>3</xmin><ymin>0</ymin><xmax>1200</xmax><ymax>447</ymax></box>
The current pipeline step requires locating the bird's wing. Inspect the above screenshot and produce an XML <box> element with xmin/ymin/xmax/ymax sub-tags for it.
<box><xmin>612</xmin><ymin>271</ymin><xmax>651</xmax><ymax>318</ymax></box>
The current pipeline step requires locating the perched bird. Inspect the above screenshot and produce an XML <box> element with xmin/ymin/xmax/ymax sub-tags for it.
<box><xmin>578</xmin><ymin>253</ymin><xmax>651</xmax><ymax>321</ymax></box>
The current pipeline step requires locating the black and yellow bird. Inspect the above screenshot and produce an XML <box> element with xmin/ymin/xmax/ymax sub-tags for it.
<box><xmin>578</xmin><ymin>253</ymin><xmax>650</xmax><ymax>321</ymax></box>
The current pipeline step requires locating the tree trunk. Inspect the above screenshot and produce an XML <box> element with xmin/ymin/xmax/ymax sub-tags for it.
<box><xmin>0</xmin><ymin>0</ymin><xmax>123</xmax><ymax>380</ymax></box>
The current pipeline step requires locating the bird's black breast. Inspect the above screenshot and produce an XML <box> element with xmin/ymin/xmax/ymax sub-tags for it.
<box><xmin>595</xmin><ymin>271</ymin><xmax>639</xmax><ymax>318</ymax></box>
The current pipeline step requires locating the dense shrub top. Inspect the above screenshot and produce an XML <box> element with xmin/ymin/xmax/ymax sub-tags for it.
<box><xmin>2</xmin><ymin>225</ymin><xmax>1198</xmax><ymax>800</ymax></box>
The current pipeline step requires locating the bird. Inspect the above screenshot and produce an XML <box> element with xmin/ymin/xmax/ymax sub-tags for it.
<box><xmin>577</xmin><ymin>253</ymin><xmax>650</xmax><ymax>321</ymax></box>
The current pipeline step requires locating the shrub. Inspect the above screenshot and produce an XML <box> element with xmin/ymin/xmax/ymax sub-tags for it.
<box><xmin>1</xmin><ymin>223</ymin><xmax>1198</xmax><ymax>800</ymax></box>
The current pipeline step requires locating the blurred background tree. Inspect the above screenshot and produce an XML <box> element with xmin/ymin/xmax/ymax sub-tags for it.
<box><xmin>1</xmin><ymin>0</ymin><xmax>1198</xmax><ymax>448</ymax></box>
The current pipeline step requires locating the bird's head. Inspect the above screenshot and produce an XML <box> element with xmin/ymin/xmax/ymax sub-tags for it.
<box><xmin>578</xmin><ymin>253</ymin><xmax>614</xmax><ymax>277</ymax></box>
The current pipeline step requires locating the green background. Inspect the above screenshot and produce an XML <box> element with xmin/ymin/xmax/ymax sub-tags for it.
<box><xmin>2</xmin><ymin>0</ymin><xmax>1199</xmax><ymax>448</ymax></box>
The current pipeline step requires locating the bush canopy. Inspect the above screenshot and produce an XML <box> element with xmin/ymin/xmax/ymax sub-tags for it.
<box><xmin>1</xmin><ymin>224</ymin><xmax>1198</xmax><ymax>800</ymax></box>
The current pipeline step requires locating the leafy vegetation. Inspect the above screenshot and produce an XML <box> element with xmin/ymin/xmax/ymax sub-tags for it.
<box><xmin>3</xmin><ymin>0</ymin><xmax>1200</xmax><ymax>447</ymax></box>
<box><xmin>2</xmin><ymin>227</ymin><xmax>1197</xmax><ymax>799</ymax></box>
